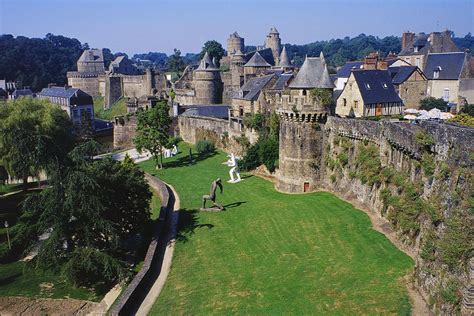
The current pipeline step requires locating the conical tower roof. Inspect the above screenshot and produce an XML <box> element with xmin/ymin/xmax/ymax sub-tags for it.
<box><xmin>279</xmin><ymin>46</ymin><xmax>291</xmax><ymax>67</ymax></box>
<box><xmin>244</xmin><ymin>51</ymin><xmax>271</xmax><ymax>67</ymax></box>
<box><xmin>289</xmin><ymin>55</ymin><xmax>334</xmax><ymax>89</ymax></box>
<box><xmin>270</xmin><ymin>27</ymin><xmax>279</xmax><ymax>34</ymax></box>
<box><xmin>196</xmin><ymin>52</ymin><xmax>217</xmax><ymax>70</ymax></box>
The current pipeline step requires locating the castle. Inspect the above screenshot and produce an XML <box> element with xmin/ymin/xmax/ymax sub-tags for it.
<box><xmin>67</xmin><ymin>50</ymin><xmax>167</xmax><ymax>109</ymax></box>
<box><xmin>173</xmin><ymin>28</ymin><xmax>290</xmax><ymax>107</ymax></box>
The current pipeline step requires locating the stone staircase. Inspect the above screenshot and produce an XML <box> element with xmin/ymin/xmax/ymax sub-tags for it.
<box><xmin>462</xmin><ymin>258</ymin><xmax>474</xmax><ymax>314</ymax></box>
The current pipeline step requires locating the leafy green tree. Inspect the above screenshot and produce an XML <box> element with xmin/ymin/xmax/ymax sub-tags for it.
<box><xmin>419</xmin><ymin>97</ymin><xmax>448</xmax><ymax>111</ymax></box>
<box><xmin>0</xmin><ymin>97</ymin><xmax>73</xmax><ymax>189</ymax></box>
<box><xmin>166</xmin><ymin>48</ymin><xmax>185</xmax><ymax>73</ymax></box>
<box><xmin>134</xmin><ymin>101</ymin><xmax>172</xmax><ymax>169</ymax></box>
<box><xmin>13</xmin><ymin>141</ymin><xmax>152</xmax><ymax>288</ymax></box>
<box><xmin>460</xmin><ymin>104</ymin><xmax>474</xmax><ymax>117</ymax></box>
<box><xmin>199</xmin><ymin>40</ymin><xmax>225</xmax><ymax>67</ymax></box>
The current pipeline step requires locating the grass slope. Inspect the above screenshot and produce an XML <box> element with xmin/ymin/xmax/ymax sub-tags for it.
<box><xmin>140</xmin><ymin>143</ymin><xmax>413</xmax><ymax>315</ymax></box>
<box><xmin>93</xmin><ymin>97</ymin><xmax>127</xmax><ymax>121</ymax></box>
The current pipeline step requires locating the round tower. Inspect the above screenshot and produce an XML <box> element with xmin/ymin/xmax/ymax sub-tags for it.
<box><xmin>227</xmin><ymin>32</ymin><xmax>245</xmax><ymax>57</ymax></box>
<box><xmin>265</xmin><ymin>27</ymin><xmax>282</xmax><ymax>65</ymax></box>
<box><xmin>276</xmin><ymin>54</ymin><xmax>333</xmax><ymax>193</ymax></box>
<box><xmin>231</xmin><ymin>49</ymin><xmax>245</xmax><ymax>88</ymax></box>
<box><xmin>193</xmin><ymin>52</ymin><xmax>223</xmax><ymax>104</ymax></box>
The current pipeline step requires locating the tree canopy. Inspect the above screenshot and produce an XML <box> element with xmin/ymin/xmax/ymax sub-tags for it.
<box><xmin>199</xmin><ymin>40</ymin><xmax>225</xmax><ymax>67</ymax></box>
<box><xmin>419</xmin><ymin>97</ymin><xmax>448</xmax><ymax>111</ymax></box>
<box><xmin>134</xmin><ymin>101</ymin><xmax>172</xmax><ymax>169</ymax></box>
<box><xmin>13</xmin><ymin>141</ymin><xmax>152</xmax><ymax>288</ymax></box>
<box><xmin>0</xmin><ymin>97</ymin><xmax>73</xmax><ymax>188</ymax></box>
<box><xmin>166</xmin><ymin>49</ymin><xmax>186</xmax><ymax>73</ymax></box>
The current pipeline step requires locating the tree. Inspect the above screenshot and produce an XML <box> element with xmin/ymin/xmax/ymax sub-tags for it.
<box><xmin>0</xmin><ymin>97</ymin><xmax>73</xmax><ymax>189</ymax></box>
<box><xmin>134</xmin><ymin>101</ymin><xmax>172</xmax><ymax>169</ymax></box>
<box><xmin>419</xmin><ymin>97</ymin><xmax>448</xmax><ymax>111</ymax></box>
<box><xmin>199</xmin><ymin>40</ymin><xmax>225</xmax><ymax>67</ymax></box>
<box><xmin>460</xmin><ymin>104</ymin><xmax>474</xmax><ymax>117</ymax></box>
<box><xmin>13</xmin><ymin>140</ymin><xmax>152</xmax><ymax>288</ymax></box>
<box><xmin>166</xmin><ymin>48</ymin><xmax>185</xmax><ymax>73</ymax></box>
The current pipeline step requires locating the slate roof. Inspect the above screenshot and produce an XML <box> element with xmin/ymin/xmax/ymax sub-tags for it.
<box><xmin>289</xmin><ymin>55</ymin><xmax>334</xmax><ymax>89</ymax></box>
<box><xmin>39</xmin><ymin>86</ymin><xmax>93</xmax><ymax>105</ymax></box>
<box><xmin>389</xmin><ymin>66</ymin><xmax>420</xmax><ymax>84</ymax></box>
<box><xmin>244</xmin><ymin>51</ymin><xmax>271</xmax><ymax>68</ymax></box>
<box><xmin>181</xmin><ymin>105</ymin><xmax>230</xmax><ymax>119</ymax></box>
<box><xmin>12</xmin><ymin>89</ymin><xmax>33</xmax><ymax>97</ymax></box>
<box><xmin>245</xmin><ymin>48</ymin><xmax>275</xmax><ymax>66</ymax></box>
<box><xmin>399</xmin><ymin>33</ymin><xmax>430</xmax><ymax>56</ymax></box>
<box><xmin>424</xmin><ymin>52</ymin><xmax>466</xmax><ymax>80</ymax></box>
<box><xmin>336</xmin><ymin>61</ymin><xmax>364</xmax><ymax>78</ymax></box>
<box><xmin>237</xmin><ymin>74</ymin><xmax>274</xmax><ymax>101</ymax></box>
<box><xmin>78</xmin><ymin>49</ymin><xmax>103</xmax><ymax>62</ymax></box>
<box><xmin>271</xmin><ymin>73</ymin><xmax>293</xmax><ymax>90</ymax></box>
<box><xmin>196</xmin><ymin>52</ymin><xmax>218</xmax><ymax>71</ymax></box>
<box><xmin>279</xmin><ymin>46</ymin><xmax>291</xmax><ymax>67</ymax></box>
<box><xmin>352</xmin><ymin>70</ymin><xmax>403</xmax><ymax>104</ymax></box>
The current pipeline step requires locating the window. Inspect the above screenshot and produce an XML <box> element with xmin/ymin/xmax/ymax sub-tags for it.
<box><xmin>354</xmin><ymin>100</ymin><xmax>358</xmax><ymax>108</ymax></box>
<box><xmin>382</xmin><ymin>83</ymin><xmax>388</xmax><ymax>89</ymax></box>
<box><xmin>433</xmin><ymin>70</ymin><xmax>439</xmax><ymax>79</ymax></box>
<box><xmin>443</xmin><ymin>88</ymin><xmax>450</xmax><ymax>102</ymax></box>
<box><xmin>343</xmin><ymin>98</ymin><xmax>347</xmax><ymax>107</ymax></box>
<box><xmin>415</xmin><ymin>57</ymin><xmax>420</xmax><ymax>67</ymax></box>
<box><xmin>414</xmin><ymin>46</ymin><xmax>418</xmax><ymax>53</ymax></box>
<box><xmin>364</xmin><ymin>83</ymin><xmax>371</xmax><ymax>90</ymax></box>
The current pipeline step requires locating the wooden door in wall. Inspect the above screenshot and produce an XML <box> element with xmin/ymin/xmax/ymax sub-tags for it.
<box><xmin>375</xmin><ymin>104</ymin><xmax>382</xmax><ymax>116</ymax></box>
<box><xmin>304</xmin><ymin>182</ymin><xmax>310</xmax><ymax>192</ymax></box>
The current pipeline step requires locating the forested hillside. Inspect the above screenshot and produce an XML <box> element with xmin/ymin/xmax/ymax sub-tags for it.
<box><xmin>1</xmin><ymin>33</ymin><xmax>473</xmax><ymax>92</ymax></box>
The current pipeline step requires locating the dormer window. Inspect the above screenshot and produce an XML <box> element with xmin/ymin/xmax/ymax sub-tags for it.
<box><xmin>382</xmin><ymin>83</ymin><xmax>388</xmax><ymax>89</ymax></box>
<box><xmin>433</xmin><ymin>66</ymin><xmax>442</xmax><ymax>79</ymax></box>
<box><xmin>414</xmin><ymin>46</ymin><xmax>418</xmax><ymax>53</ymax></box>
<box><xmin>365</xmin><ymin>83</ymin><xmax>371</xmax><ymax>90</ymax></box>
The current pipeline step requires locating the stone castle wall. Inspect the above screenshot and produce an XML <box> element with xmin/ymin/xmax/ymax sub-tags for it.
<box><xmin>67</xmin><ymin>74</ymin><xmax>101</xmax><ymax>97</ymax></box>
<box><xmin>178</xmin><ymin>116</ymin><xmax>258</xmax><ymax>156</ymax></box>
<box><xmin>113</xmin><ymin>115</ymin><xmax>137</xmax><ymax>149</ymax></box>
<box><xmin>318</xmin><ymin>117</ymin><xmax>473</xmax><ymax>314</ymax></box>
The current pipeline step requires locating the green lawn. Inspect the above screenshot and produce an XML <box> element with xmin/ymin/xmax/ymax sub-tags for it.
<box><xmin>140</xmin><ymin>143</ymin><xmax>414</xmax><ymax>315</ymax></box>
<box><xmin>93</xmin><ymin>97</ymin><xmax>127</xmax><ymax>120</ymax></box>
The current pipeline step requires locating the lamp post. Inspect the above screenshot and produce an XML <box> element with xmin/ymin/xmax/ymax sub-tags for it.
<box><xmin>4</xmin><ymin>221</ymin><xmax>11</xmax><ymax>250</ymax></box>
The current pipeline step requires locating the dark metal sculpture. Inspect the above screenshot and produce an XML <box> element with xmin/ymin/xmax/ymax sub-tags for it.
<box><xmin>201</xmin><ymin>178</ymin><xmax>224</xmax><ymax>211</ymax></box>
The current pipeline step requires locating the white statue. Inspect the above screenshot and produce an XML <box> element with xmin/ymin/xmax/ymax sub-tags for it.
<box><xmin>171</xmin><ymin>144</ymin><xmax>178</xmax><ymax>156</ymax></box>
<box><xmin>227</xmin><ymin>153</ymin><xmax>242</xmax><ymax>183</ymax></box>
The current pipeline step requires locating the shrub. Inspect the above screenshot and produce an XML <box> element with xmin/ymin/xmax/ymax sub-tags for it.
<box><xmin>196</xmin><ymin>140</ymin><xmax>215</xmax><ymax>154</ymax></box>
<box><xmin>421</xmin><ymin>153</ymin><xmax>435</xmax><ymax>177</ymax></box>
<box><xmin>239</xmin><ymin>142</ymin><xmax>260</xmax><ymax>171</ymax></box>
<box><xmin>337</xmin><ymin>152</ymin><xmax>349</xmax><ymax>166</ymax></box>
<box><xmin>258</xmin><ymin>137</ymin><xmax>279</xmax><ymax>172</ymax></box>
<box><xmin>440</xmin><ymin>279</ymin><xmax>461</xmax><ymax>305</ymax></box>
<box><xmin>419</xmin><ymin>97</ymin><xmax>447</xmax><ymax>111</ymax></box>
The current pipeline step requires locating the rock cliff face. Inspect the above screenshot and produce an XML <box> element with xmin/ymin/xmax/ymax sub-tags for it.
<box><xmin>320</xmin><ymin>117</ymin><xmax>473</xmax><ymax>314</ymax></box>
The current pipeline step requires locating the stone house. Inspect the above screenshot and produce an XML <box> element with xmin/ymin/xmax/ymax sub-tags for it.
<box><xmin>389</xmin><ymin>65</ymin><xmax>427</xmax><ymax>109</ymax></box>
<box><xmin>38</xmin><ymin>86</ymin><xmax>94</xmax><ymax>127</ymax></box>
<box><xmin>424</xmin><ymin>52</ymin><xmax>472</xmax><ymax>105</ymax></box>
<box><xmin>232</xmin><ymin>74</ymin><xmax>274</xmax><ymax>117</ymax></box>
<box><xmin>398</xmin><ymin>30</ymin><xmax>460</xmax><ymax>70</ymax></box>
<box><xmin>335</xmin><ymin>70</ymin><xmax>404</xmax><ymax>117</ymax></box>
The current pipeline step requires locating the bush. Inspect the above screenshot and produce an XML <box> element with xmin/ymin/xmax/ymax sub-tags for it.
<box><xmin>196</xmin><ymin>140</ymin><xmax>215</xmax><ymax>154</ymax></box>
<box><xmin>258</xmin><ymin>138</ymin><xmax>279</xmax><ymax>172</ymax></box>
<box><xmin>419</xmin><ymin>97</ymin><xmax>447</xmax><ymax>111</ymax></box>
<box><xmin>239</xmin><ymin>143</ymin><xmax>260</xmax><ymax>171</ymax></box>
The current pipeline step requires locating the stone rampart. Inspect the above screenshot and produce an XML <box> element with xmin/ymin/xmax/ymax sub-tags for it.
<box><xmin>178</xmin><ymin>116</ymin><xmax>258</xmax><ymax>156</ymax></box>
<box><xmin>113</xmin><ymin>115</ymin><xmax>137</xmax><ymax>149</ymax></box>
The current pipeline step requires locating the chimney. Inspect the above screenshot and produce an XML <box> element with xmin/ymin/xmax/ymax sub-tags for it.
<box><xmin>401</xmin><ymin>31</ymin><xmax>415</xmax><ymax>50</ymax></box>
<box><xmin>64</xmin><ymin>84</ymin><xmax>71</xmax><ymax>90</ymax></box>
<box><xmin>48</xmin><ymin>83</ymin><xmax>56</xmax><ymax>88</ymax></box>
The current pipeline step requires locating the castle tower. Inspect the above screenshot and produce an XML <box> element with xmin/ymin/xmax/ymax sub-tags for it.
<box><xmin>265</xmin><ymin>27</ymin><xmax>282</xmax><ymax>66</ymax></box>
<box><xmin>67</xmin><ymin>49</ymin><xmax>105</xmax><ymax>97</ymax></box>
<box><xmin>276</xmin><ymin>53</ymin><xmax>334</xmax><ymax>193</ymax></box>
<box><xmin>231</xmin><ymin>49</ymin><xmax>246</xmax><ymax>88</ymax></box>
<box><xmin>193</xmin><ymin>52</ymin><xmax>223</xmax><ymax>104</ymax></box>
<box><xmin>227</xmin><ymin>32</ymin><xmax>245</xmax><ymax>57</ymax></box>
<box><xmin>243</xmin><ymin>51</ymin><xmax>271</xmax><ymax>82</ymax></box>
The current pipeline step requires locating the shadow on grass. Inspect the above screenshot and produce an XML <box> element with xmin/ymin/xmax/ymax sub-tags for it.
<box><xmin>0</xmin><ymin>272</ymin><xmax>22</xmax><ymax>287</ymax></box>
<box><xmin>162</xmin><ymin>151</ymin><xmax>217</xmax><ymax>169</ymax></box>
<box><xmin>176</xmin><ymin>209</ymin><xmax>214</xmax><ymax>243</ymax></box>
<box><xmin>223</xmin><ymin>201</ymin><xmax>247</xmax><ymax>209</ymax></box>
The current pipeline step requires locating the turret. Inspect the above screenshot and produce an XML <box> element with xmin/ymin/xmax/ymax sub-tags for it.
<box><xmin>278</xmin><ymin>46</ymin><xmax>292</xmax><ymax>69</ymax></box>
<box><xmin>227</xmin><ymin>32</ymin><xmax>245</xmax><ymax>57</ymax></box>
<box><xmin>265</xmin><ymin>27</ymin><xmax>282</xmax><ymax>65</ymax></box>
<box><xmin>193</xmin><ymin>52</ymin><xmax>223</xmax><ymax>104</ymax></box>
<box><xmin>231</xmin><ymin>49</ymin><xmax>246</xmax><ymax>88</ymax></box>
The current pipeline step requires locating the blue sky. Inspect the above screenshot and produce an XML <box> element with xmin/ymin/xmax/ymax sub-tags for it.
<box><xmin>0</xmin><ymin>0</ymin><xmax>473</xmax><ymax>55</ymax></box>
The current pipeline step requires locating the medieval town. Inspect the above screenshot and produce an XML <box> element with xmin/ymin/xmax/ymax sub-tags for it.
<box><xmin>0</xmin><ymin>0</ymin><xmax>473</xmax><ymax>315</ymax></box>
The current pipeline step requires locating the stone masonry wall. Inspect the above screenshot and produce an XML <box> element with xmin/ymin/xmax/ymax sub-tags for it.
<box><xmin>178</xmin><ymin>116</ymin><xmax>258</xmax><ymax>156</ymax></box>
<box><xmin>113</xmin><ymin>115</ymin><xmax>137</xmax><ymax>149</ymax></box>
<box><xmin>320</xmin><ymin>117</ymin><xmax>473</xmax><ymax>314</ymax></box>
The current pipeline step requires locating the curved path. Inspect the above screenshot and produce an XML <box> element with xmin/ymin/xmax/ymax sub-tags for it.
<box><xmin>135</xmin><ymin>180</ymin><xmax>180</xmax><ymax>316</ymax></box>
